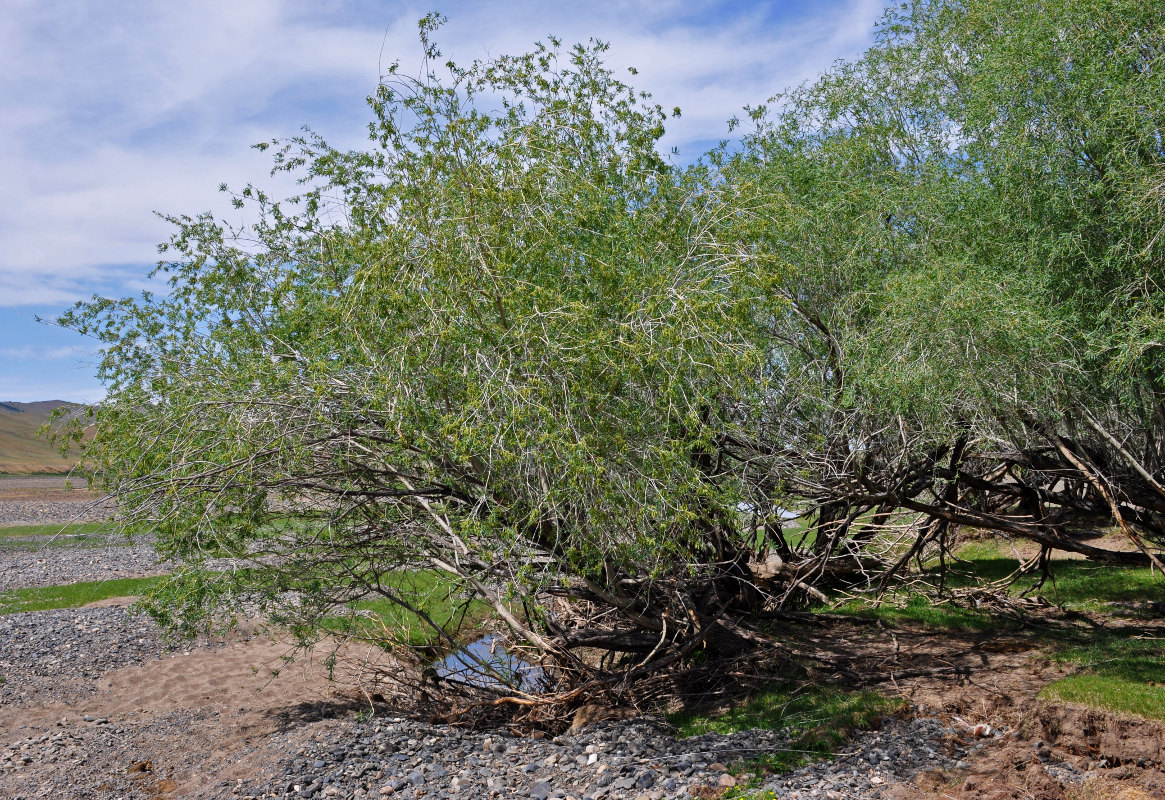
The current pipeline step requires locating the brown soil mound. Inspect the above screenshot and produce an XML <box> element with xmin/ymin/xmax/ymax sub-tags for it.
<box><xmin>788</xmin><ymin>613</ymin><xmax>1165</xmax><ymax>800</ymax></box>
<box><xmin>1031</xmin><ymin>703</ymin><xmax>1165</xmax><ymax>767</ymax></box>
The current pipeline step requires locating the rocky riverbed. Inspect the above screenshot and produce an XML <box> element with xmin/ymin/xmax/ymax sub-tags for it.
<box><xmin>0</xmin><ymin>607</ymin><xmax>171</xmax><ymax>707</ymax></box>
<box><xmin>0</xmin><ymin>476</ymin><xmax>115</xmax><ymax>528</ymax></box>
<box><xmin>0</xmin><ymin>542</ymin><xmax>173</xmax><ymax>591</ymax></box>
<box><xmin>0</xmin><ymin>579</ymin><xmax>982</xmax><ymax>800</ymax></box>
<box><xmin>1</xmin><ymin>493</ymin><xmax>1159</xmax><ymax>800</ymax></box>
<box><xmin>0</xmin><ymin>601</ymin><xmax>980</xmax><ymax>800</ymax></box>
<box><xmin>0</xmin><ymin>474</ymin><xmax>249</xmax><ymax>590</ymax></box>
<box><xmin>229</xmin><ymin>715</ymin><xmax>978</xmax><ymax>800</ymax></box>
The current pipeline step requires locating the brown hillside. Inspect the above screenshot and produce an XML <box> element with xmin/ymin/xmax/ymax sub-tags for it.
<box><xmin>0</xmin><ymin>401</ymin><xmax>84</xmax><ymax>474</ymax></box>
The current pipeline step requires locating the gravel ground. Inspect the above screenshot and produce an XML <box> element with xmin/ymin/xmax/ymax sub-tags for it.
<box><xmin>0</xmin><ymin>527</ymin><xmax>985</xmax><ymax>800</ymax></box>
<box><xmin>0</xmin><ymin>505</ymin><xmax>1099</xmax><ymax>800</ymax></box>
<box><xmin>0</xmin><ymin>499</ymin><xmax>114</xmax><ymax>527</ymax></box>
<box><xmin>0</xmin><ymin>476</ymin><xmax>115</xmax><ymax>527</ymax></box>
<box><xmin>0</xmin><ymin>540</ymin><xmax>170</xmax><ymax>591</ymax></box>
<box><xmin>0</xmin><ymin>604</ymin><xmax>980</xmax><ymax>800</ymax></box>
<box><xmin>0</xmin><ymin>607</ymin><xmax>169</xmax><ymax>708</ymax></box>
<box><xmin>228</xmin><ymin>714</ymin><xmax>980</xmax><ymax>800</ymax></box>
<box><xmin>0</xmin><ymin>528</ymin><xmax>253</xmax><ymax>591</ymax></box>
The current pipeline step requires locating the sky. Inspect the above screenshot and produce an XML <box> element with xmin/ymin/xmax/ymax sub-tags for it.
<box><xmin>0</xmin><ymin>0</ymin><xmax>888</xmax><ymax>403</ymax></box>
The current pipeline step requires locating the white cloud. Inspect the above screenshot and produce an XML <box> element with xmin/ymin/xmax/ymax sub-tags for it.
<box><xmin>2</xmin><ymin>345</ymin><xmax>94</xmax><ymax>360</ymax></box>
<box><xmin>1</xmin><ymin>0</ymin><xmax>886</xmax><ymax>308</ymax></box>
<box><xmin>0</xmin><ymin>374</ymin><xmax>106</xmax><ymax>404</ymax></box>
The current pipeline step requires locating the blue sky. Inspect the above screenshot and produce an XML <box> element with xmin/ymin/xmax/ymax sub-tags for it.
<box><xmin>1</xmin><ymin>0</ymin><xmax>887</xmax><ymax>402</ymax></box>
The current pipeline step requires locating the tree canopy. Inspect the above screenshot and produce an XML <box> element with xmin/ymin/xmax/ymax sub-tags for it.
<box><xmin>714</xmin><ymin>0</ymin><xmax>1165</xmax><ymax>577</ymax></box>
<box><xmin>62</xmin><ymin>2</ymin><xmax>1165</xmax><ymax>708</ymax></box>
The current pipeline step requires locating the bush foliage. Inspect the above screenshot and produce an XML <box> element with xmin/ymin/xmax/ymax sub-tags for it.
<box><xmin>60</xmin><ymin>2</ymin><xmax>1165</xmax><ymax>700</ymax></box>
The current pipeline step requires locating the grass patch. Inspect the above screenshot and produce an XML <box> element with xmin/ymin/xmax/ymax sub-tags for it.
<box><xmin>325</xmin><ymin>570</ymin><xmax>490</xmax><ymax>650</ymax></box>
<box><xmin>830</xmin><ymin>540</ymin><xmax>1165</xmax><ymax>629</ymax></box>
<box><xmin>0</xmin><ymin>521</ymin><xmax>110</xmax><ymax>538</ymax></box>
<box><xmin>0</xmin><ymin>576</ymin><xmax>162</xmax><ymax>615</ymax></box>
<box><xmin>1052</xmin><ymin>635</ymin><xmax>1165</xmax><ymax>683</ymax></box>
<box><xmin>1041</xmin><ymin>674</ymin><xmax>1165</xmax><ymax>722</ymax></box>
<box><xmin>828</xmin><ymin>594</ymin><xmax>1000</xmax><ymax>631</ymax></box>
<box><xmin>0</xmin><ymin>522</ymin><xmax>123</xmax><ymax>552</ymax></box>
<box><xmin>1017</xmin><ymin>561</ymin><xmax>1165</xmax><ymax>611</ymax></box>
<box><xmin>668</xmin><ymin>684</ymin><xmax>902</xmax><ymax>773</ymax></box>
<box><xmin>938</xmin><ymin>539</ymin><xmax>1165</xmax><ymax>612</ymax></box>
<box><xmin>1038</xmin><ymin>633</ymin><xmax>1165</xmax><ymax>721</ymax></box>
<box><xmin>833</xmin><ymin>537</ymin><xmax>1165</xmax><ymax>722</ymax></box>
<box><xmin>741</xmin><ymin>515</ymin><xmax>809</xmax><ymax>553</ymax></box>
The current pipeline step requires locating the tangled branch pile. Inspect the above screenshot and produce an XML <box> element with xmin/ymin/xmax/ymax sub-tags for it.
<box><xmin>60</xmin><ymin>1</ymin><xmax>1165</xmax><ymax>709</ymax></box>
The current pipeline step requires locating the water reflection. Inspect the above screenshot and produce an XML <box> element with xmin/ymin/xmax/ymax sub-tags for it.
<box><xmin>434</xmin><ymin>635</ymin><xmax>545</xmax><ymax>691</ymax></box>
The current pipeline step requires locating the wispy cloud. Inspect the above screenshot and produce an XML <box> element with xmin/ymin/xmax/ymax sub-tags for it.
<box><xmin>1</xmin><ymin>0</ymin><xmax>885</xmax><ymax>308</ymax></box>
<box><xmin>2</xmin><ymin>345</ymin><xmax>93</xmax><ymax>360</ymax></box>
<box><xmin>0</xmin><ymin>374</ymin><xmax>106</xmax><ymax>405</ymax></box>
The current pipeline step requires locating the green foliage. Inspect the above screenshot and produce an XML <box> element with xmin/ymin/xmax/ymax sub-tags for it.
<box><xmin>54</xmin><ymin>4</ymin><xmax>1165</xmax><ymax>690</ymax></box>
<box><xmin>134</xmin><ymin>566</ymin><xmax>256</xmax><ymax>639</ymax></box>
<box><xmin>61</xmin><ymin>21</ymin><xmax>759</xmax><ymax>659</ymax></box>
<box><xmin>0</xmin><ymin>576</ymin><xmax>161</xmax><ymax>615</ymax></box>
<box><xmin>725</xmin><ymin>792</ymin><xmax>779</xmax><ymax>800</ymax></box>
<box><xmin>725</xmin><ymin>0</ymin><xmax>1165</xmax><ymax>459</ymax></box>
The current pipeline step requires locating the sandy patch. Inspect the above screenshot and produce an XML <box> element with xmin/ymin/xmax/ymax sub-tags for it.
<box><xmin>0</xmin><ymin>628</ymin><xmax>400</xmax><ymax>798</ymax></box>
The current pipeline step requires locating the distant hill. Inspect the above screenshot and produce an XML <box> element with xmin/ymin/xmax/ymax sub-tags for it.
<box><xmin>0</xmin><ymin>401</ymin><xmax>86</xmax><ymax>474</ymax></box>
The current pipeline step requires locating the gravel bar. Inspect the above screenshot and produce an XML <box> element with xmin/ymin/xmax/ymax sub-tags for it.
<box><xmin>0</xmin><ymin>506</ymin><xmax>1017</xmax><ymax>800</ymax></box>
<box><xmin>0</xmin><ymin>500</ymin><xmax>114</xmax><ymax>527</ymax></box>
<box><xmin>0</xmin><ymin>475</ymin><xmax>115</xmax><ymax>528</ymax></box>
<box><xmin>0</xmin><ymin>607</ymin><xmax>169</xmax><ymax>708</ymax></box>
<box><xmin>0</xmin><ymin>540</ymin><xmax>170</xmax><ymax>591</ymax></box>
<box><xmin>227</xmin><ymin>713</ymin><xmax>976</xmax><ymax>800</ymax></box>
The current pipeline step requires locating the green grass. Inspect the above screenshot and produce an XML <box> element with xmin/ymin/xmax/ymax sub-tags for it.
<box><xmin>324</xmin><ymin>570</ymin><xmax>490</xmax><ymax>650</ymax></box>
<box><xmin>0</xmin><ymin>522</ymin><xmax>122</xmax><ymax>552</ymax></box>
<box><xmin>1038</xmin><ymin>633</ymin><xmax>1165</xmax><ymax>721</ymax></box>
<box><xmin>741</xmin><ymin>514</ymin><xmax>809</xmax><ymax>553</ymax></box>
<box><xmin>764</xmin><ymin>537</ymin><xmax>1165</xmax><ymax>746</ymax></box>
<box><xmin>827</xmin><ymin>537</ymin><xmax>1165</xmax><ymax>724</ymax></box>
<box><xmin>825</xmin><ymin>538</ymin><xmax>1165</xmax><ymax>631</ymax></box>
<box><xmin>938</xmin><ymin>539</ymin><xmax>1165</xmax><ymax>611</ymax></box>
<box><xmin>829</xmin><ymin>593</ymin><xmax>1001</xmax><ymax>630</ymax></box>
<box><xmin>0</xmin><ymin>576</ymin><xmax>162</xmax><ymax>615</ymax></box>
<box><xmin>1016</xmin><ymin>561</ymin><xmax>1165</xmax><ymax>611</ymax></box>
<box><xmin>1040</xmin><ymin>674</ymin><xmax>1165</xmax><ymax>721</ymax></box>
<box><xmin>1052</xmin><ymin>635</ymin><xmax>1165</xmax><ymax>682</ymax></box>
<box><xmin>0</xmin><ymin>521</ymin><xmax>109</xmax><ymax>538</ymax></box>
<box><xmin>668</xmin><ymin>684</ymin><xmax>902</xmax><ymax>774</ymax></box>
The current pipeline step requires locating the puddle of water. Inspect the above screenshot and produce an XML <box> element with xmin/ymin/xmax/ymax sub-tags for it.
<box><xmin>434</xmin><ymin>635</ymin><xmax>545</xmax><ymax>692</ymax></box>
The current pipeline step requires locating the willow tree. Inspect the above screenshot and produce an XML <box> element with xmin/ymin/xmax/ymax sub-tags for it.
<box><xmin>62</xmin><ymin>3</ymin><xmax>1165</xmax><ymax>709</ymax></box>
<box><xmin>61</xmin><ymin>20</ymin><xmax>769</xmax><ymax>703</ymax></box>
<box><xmin>718</xmin><ymin>0</ymin><xmax>1165</xmax><ymax>591</ymax></box>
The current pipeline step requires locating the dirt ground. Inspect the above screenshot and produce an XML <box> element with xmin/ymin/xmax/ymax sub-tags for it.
<box><xmin>0</xmin><ymin>599</ymin><xmax>395</xmax><ymax>799</ymax></box>
<box><xmin>2</xmin><ymin>600</ymin><xmax>1162</xmax><ymax>799</ymax></box>
<box><xmin>2</xmin><ymin>480</ymin><xmax>1163</xmax><ymax>799</ymax></box>
<box><xmin>787</xmin><ymin>611</ymin><xmax>1165</xmax><ymax>799</ymax></box>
